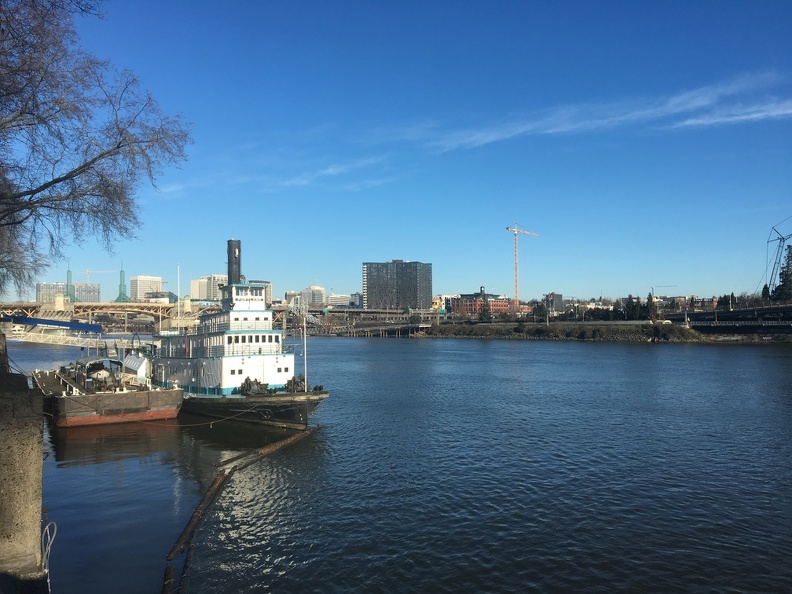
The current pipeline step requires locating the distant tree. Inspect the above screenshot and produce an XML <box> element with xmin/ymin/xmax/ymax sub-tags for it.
<box><xmin>478</xmin><ymin>296</ymin><xmax>492</xmax><ymax>322</ymax></box>
<box><xmin>740</xmin><ymin>292</ymin><xmax>762</xmax><ymax>308</ymax></box>
<box><xmin>623</xmin><ymin>295</ymin><xmax>633</xmax><ymax>319</ymax></box>
<box><xmin>647</xmin><ymin>292</ymin><xmax>657</xmax><ymax>319</ymax></box>
<box><xmin>0</xmin><ymin>0</ymin><xmax>191</xmax><ymax>297</ymax></box>
<box><xmin>716</xmin><ymin>294</ymin><xmax>730</xmax><ymax>311</ymax></box>
<box><xmin>532</xmin><ymin>301</ymin><xmax>547</xmax><ymax>322</ymax></box>
<box><xmin>585</xmin><ymin>307</ymin><xmax>611</xmax><ymax>321</ymax></box>
<box><xmin>762</xmin><ymin>284</ymin><xmax>771</xmax><ymax>300</ymax></box>
<box><xmin>624</xmin><ymin>294</ymin><xmax>644</xmax><ymax>320</ymax></box>
<box><xmin>771</xmin><ymin>246</ymin><xmax>792</xmax><ymax>301</ymax></box>
<box><xmin>610</xmin><ymin>299</ymin><xmax>622</xmax><ymax>320</ymax></box>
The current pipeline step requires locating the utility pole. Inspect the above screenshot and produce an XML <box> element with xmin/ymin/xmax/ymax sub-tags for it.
<box><xmin>506</xmin><ymin>224</ymin><xmax>539</xmax><ymax>313</ymax></box>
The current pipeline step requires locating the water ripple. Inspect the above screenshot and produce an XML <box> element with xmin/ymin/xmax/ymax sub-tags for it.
<box><xmin>187</xmin><ymin>339</ymin><xmax>792</xmax><ymax>593</ymax></box>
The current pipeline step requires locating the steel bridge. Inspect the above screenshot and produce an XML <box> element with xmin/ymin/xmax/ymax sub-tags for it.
<box><xmin>0</xmin><ymin>301</ymin><xmax>203</xmax><ymax>320</ymax></box>
<box><xmin>0</xmin><ymin>301</ymin><xmax>312</xmax><ymax>336</ymax></box>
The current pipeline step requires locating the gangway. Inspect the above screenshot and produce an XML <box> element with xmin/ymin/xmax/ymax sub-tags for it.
<box><xmin>1</xmin><ymin>315</ymin><xmax>134</xmax><ymax>352</ymax></box>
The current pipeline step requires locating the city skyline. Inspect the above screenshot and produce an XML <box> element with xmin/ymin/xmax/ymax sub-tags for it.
<box><xmin>7</xmin><ymin>1</ymin><xmax>792</xmax><ymax>302</ymax></box>
<box><xmin>30</xmin><ymin>266</ymin><xmax>746</xmax><ymax>306</ymax></box>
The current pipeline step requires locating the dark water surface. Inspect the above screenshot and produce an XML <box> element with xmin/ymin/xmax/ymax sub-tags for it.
<box><xmin>7</xmin><ymin>338</ymin><xmax>792</xmax><ymax>593</ymax></box>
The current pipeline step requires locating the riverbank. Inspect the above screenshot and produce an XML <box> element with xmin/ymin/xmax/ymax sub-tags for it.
<box><xmin>416</xmin><ymin>322</ymin><xmax>792</xmax><ymax>343</ymax></box>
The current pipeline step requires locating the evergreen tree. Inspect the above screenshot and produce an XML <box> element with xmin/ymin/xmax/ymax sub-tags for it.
<box><xmin>771</xmin><ymin>246</ymin><xmax>792</xmax><ymax>301</ymax></box>
<box><xmin>624</xmin><ymin>295</ymin><xmax>636</xmax><ymax>320</ymax></box>
<box><xmin>479</xmin><ymin>295</ymin><xmax>493</xmax><ymax>322</ymax></box>
<box><xmin>647</xmin><ymin>292</ymin><xmax>657</xmax><ymax>319</ymax></box>
<box><xmin>533</xmin><ymin>301</ymin><xmax>548</xmax><ymax>322</ymax></box>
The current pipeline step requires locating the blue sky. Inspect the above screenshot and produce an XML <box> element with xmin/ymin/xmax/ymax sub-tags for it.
<box><xmin>25</xmin><ymin>1</ymin><xmax>792</xmax><ymax>302</ymax></box>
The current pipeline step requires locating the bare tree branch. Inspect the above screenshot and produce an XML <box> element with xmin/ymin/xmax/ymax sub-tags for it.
<box><xmin>0</xmin><ymin>0</ymin><xmax>191</xmax><ymax>296</ymax></box>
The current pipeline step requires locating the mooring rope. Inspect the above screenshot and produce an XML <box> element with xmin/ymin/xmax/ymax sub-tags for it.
<box><xmin>41</xmin><ymin>520</ymin><xmax>57</xmax><ymax>572</ymax></box>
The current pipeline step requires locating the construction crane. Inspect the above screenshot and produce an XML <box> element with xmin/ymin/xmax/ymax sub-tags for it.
<box><xmin>506</xmin><ymin>224</ymin><xmax>539</xmax><ymax>311</ymax></box>
<box><xmin>74</xmin><ymin>269</ymin><xmax>117</xmax><ymax>284</ymax></box>
<box><xmin>767</xmin><ymin>226</ymin><xmax>792</xmax><ymax>295</ymax></box>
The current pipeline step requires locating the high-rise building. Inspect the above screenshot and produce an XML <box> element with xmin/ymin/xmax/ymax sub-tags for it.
<box><xmin>300</xmin><ymin>285</ymin><xmax>326</xmax><ymax>307</ymax></box>
<box><xmin>191</xmin><ymin>274</ymin><xmax>228</xmax><ymax>301</ymax></box>
<box><xmin>327</xmin><ymin>294</ymin><xmax>352</xmax><ymax>307</ymax></box>
<box><xmin>190</xmin><ymin>278</ymin><xmax>206</xmax><ymax>300</ymax></box>
<box><xmin>206</xmin><ymin>274</ymin><xmax>228</xmax><ymax>301</ymax></box>
<box><xmin>130</xmin><ymin>275</ymin><xmax>162</xmax><ymax>301</ymax></box>
<box><xmin>36</xmin><ymin>282</ymin><xmax>65</xmax><ymax>303</ymax></box>
<box><xmin>545</xmin><ymin>292</ymin><xmax>563</xmax><ymax>312</ymax></box>
<box><xmin>362</xmin><ymin>260</ymin><xmax>432</xmax><ymax>310</ymax></box>
<box><xmin>36</xmin><ymin>282</ymin><xmax>100</xmax><ymax>303</ymax></box>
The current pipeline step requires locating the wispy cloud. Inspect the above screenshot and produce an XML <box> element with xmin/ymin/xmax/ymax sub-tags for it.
<box><xmin>428</xmin><ymin>72</ymin><xmax>791</xmax><ymax>151</ymax></box>
<box><xmin>279</xmin><ymin>156</ymin><xmax>386</xmax><ymax>188</ymax></box>
<box><xmin>671</xmin><ymin>98</ymin><xmax>792</xmax><ymax>127</ymax></box>
<box><xmin>339</xmin><ymin>177</ymin><xmax>398</xmax><ymax>191</ymax></box>
<box><xmin>155</xmin><ymin>182</ymin><xmax>185</xmax><ymax>194</ymax></box>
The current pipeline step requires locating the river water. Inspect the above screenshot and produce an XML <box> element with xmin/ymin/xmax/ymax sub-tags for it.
<box><xmin>6</xmin><ymin>337</ymin><xmax>792</xmax><ymax>593</ymax></box>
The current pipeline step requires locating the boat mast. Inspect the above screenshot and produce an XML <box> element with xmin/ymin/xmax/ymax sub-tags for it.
<box><xmin>303</xmin><ymin>314</ymin><xmax>308</xmax><ymax>390</ymax></box>
<box><xmin>176</xmin><ymin>264</ymin><xmax>180</xmax><ymax>330</ymax></box>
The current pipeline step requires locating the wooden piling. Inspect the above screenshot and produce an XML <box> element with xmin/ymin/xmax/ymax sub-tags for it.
<box><xmin>256</xmin><ymin>425</ymin><xmax>320</xmax><ymax>455</ymax></box>
<box><xmin>166</xmin><ymin>468</ymin><xmax>235</xmax><ymax>561</ymax></box>
<box><xmin>161</xmin><ymin>565</ymin><xmax>175</xmax><ymax>594</ymax></box>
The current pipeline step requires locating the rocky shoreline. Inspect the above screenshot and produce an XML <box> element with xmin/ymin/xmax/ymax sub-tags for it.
<box><xmin>414</xmin><ymin>322</ymin><xmax>792</xmax><ymax>343</ymax></box>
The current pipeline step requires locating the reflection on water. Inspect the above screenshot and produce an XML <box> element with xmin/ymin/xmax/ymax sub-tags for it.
<box><xmin>177</xmin><ymin>413</ymin><xmax>297</xmax><ymax>451</ymax></box>
<box><xmin>186</xmin><ymin>338</ymin><xmax>792</xmax><ymax>594</ymax></box>
<box><xmin>49</xmin><ymin>418</ymin><xmax>182</xmax><ymax>467</ymax></box>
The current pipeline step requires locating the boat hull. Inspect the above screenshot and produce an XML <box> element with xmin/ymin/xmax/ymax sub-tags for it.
<box><xmin>180</xmin><ymin>391</ymin><xmax>329</xmax><ymax>430</ymax></box>
<box><xmin>34</xmin><ymin>369</ymin><xmax>183</xmax><ymax>427</ymax></box>
<box><xmin>46</xmin><ymin>391</ymin><xmax>183</xmax><ymax>427</ymax></box>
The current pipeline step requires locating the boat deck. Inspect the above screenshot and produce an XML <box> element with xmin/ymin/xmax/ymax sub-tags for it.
<box><xmin>32</xmin><ymin>369</ymin><xmax>183</xmax><ymax>427</ymax></box>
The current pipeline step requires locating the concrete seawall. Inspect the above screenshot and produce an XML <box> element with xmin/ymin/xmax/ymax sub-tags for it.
<box><xmin>0</xmin><ymin>368</ymin><xmax>48</xmax><ymax>593</ymax></box>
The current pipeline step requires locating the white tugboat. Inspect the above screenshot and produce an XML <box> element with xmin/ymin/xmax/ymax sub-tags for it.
<box><xmin>150</xmin><ymin>239</ymin><xmax>328</xmax><ymax>430</ymax></box>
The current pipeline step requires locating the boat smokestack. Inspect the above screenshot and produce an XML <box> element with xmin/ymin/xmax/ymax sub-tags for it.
<box><xmin>228</xmin><ymin>239</ymin><xmax>242</xmax><ymax>285</ymax></box>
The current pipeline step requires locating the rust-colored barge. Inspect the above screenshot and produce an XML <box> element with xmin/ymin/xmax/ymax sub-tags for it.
<box><xmin>32</xmin><ymin>356</ymin><xmax>183</xmax><ymax>427</ymax></box>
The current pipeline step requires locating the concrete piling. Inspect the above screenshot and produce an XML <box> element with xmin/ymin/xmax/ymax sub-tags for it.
<box><xmin>0</xmin><ymin>359</ymin><xmax>49</xmax><ymax>593</ymax></box>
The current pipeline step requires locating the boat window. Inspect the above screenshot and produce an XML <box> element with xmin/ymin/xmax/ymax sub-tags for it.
<box><xmin>268</xmin><ymin>335</ymin><xmax>272</xmax><ymax>343</ymax></box>
<box><xmin>255</xmin><ymin>335</ymin><xmax>260</xmax><ymax>343</ymax></box>
<box><xmin>227</xmin><ymin>337</ymin><xmax>232</xmax><ymax>344</ymax></box>
<box><xmin>285</xmin><ymin>367</ymin><xmax>289</xmax><ymax>373</ymax></box>
<box><xmin>234</xmin><ymin>336</ymin><xmax>239</xmax><ymax>343</ymax></box>
<box><xmin>231</xmin><ymin>369</ymin><xmax>235</xmax><ymax>375</ymax></box>
<box><xmin>275</xmin><ymin>335</ymin><xmax>279</xmax><ymax>343</ymax></box>
<box><xmin>277</xmin><ymin>368</ymin><xmax>282</xmax><ymax>373</ymax></box>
